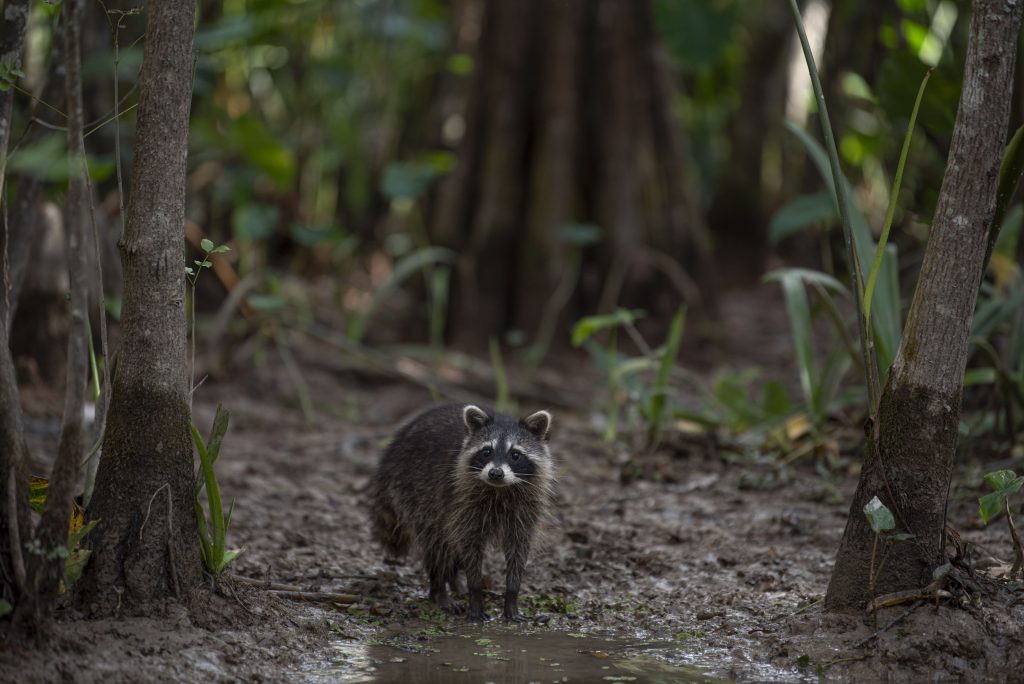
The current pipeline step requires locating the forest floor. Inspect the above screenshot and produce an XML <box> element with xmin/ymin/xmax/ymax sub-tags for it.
<box><xmin>5</xmin><ymin>288</ymin><xmax>1024</xmax><ymax>683</ymax></box>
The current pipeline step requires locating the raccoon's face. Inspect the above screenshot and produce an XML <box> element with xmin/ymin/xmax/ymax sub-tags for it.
<box><xmin>460</xmin><ymin>405</ymin><xmax>552</xmax><ymax>489</ymax></box>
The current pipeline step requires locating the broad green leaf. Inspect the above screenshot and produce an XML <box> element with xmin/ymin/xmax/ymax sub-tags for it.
<box><xmin>776</xmin><ymin>272</ymin><xmax>816</xmax><ymax>417</ymax></box>
<box><xmin>210</xmin><ymin>245</ymin><xmax>231</xmax><ymax>254</ymax></box>
<box><xmin>979</xmin><ymin>471</ymin><xmax>1024</xmax><ymax>524</ymax></box>
<box><xmin>769</xmin><ymin>192</ymin><xmax>836</xmax><ymax>243</ymax></box>
<box><xmin>200</xmin><ymin>238</ymin><xmax>214</xmax><ymax>252</ymax></box>
<box><xmin>570</xmin><ymin>309</ymin><xmax>645</xmax><ymax>347</ymax></box>
<box><xmin>984</xmin><ymin>469</ymin><xmax>1021</xmax><ymax>492</ymax></box>
<box><xmin>864</xmin><ymin>496</ymin><xmax>895</xmax><ymax>533</ymax></box>
<box><xmin>979</xmin><ymin>491</ymin><xmax>1006</xmax><ymax>525</ymax></box>
<box><xmin>63</xmin><ymin>548</ymin><xmax>92</xmax><ymax>588</ymax></box>
<box><xmin>761</xmin><ymin>381</ymin><xmax>793</xmax><ymax>419</ymax></box>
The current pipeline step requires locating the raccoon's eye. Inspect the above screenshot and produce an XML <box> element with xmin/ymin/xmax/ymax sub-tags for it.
<box><xmin>509</xmin><ymin>450</ymin><xmax>522</xmax><ymax>462</ymax></box>
<box><xmin>479</xmin><ymin>446</ymin><xmax>493</xmax><ymax>457</ymax></box>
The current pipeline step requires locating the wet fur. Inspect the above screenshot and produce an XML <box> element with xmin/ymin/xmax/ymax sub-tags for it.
<box><xmin>370</xmin><ymin>403</ymin><xmax>555</xmax><ymax>620</ymax></box>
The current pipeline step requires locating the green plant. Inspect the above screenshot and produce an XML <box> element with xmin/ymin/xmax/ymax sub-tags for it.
<box><xmin>191</xmin><ymin>404</ymin><xmax>242</xmax><ymax>575</ymax></box>
<box><xmin>571</xmin><ymin>307</ymin><xmax>686</xmax><ymax>446</ymax></box>
<box><xmin>978</xmin><ymin>469</ymin><xmax>1023</xmax><ymax>580</ymax></box>
<box><xmin>863</xmin><ymin>496</ymin><xmax>913</xmax><ymax>627</ymax></box>
<box><xmin>186</xmin><ymin>237</ymin><xmax>231</xmax><ymax>396</ymax></box>
<box><xmin>25</xmin><ymin>478</ymin><xmax>99</xmax><ymax>592</ymax></box>
<box><xmin>763</xmin><ymin>269</ymin><xmax>858</xmax><ymax>426</ymax></box>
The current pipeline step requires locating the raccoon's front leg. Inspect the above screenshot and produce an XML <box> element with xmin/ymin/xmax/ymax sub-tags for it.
<box><xmin>464</xmin><ymin>544</ymin><xmax>488</xmax><ymax>621</ymax></box>
<box><xmin>502</xmin><ymin>536</ymin><xmax>531</xmax><ymax>622</ymax></box>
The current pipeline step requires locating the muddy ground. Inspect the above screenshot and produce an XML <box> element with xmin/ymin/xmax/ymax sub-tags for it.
<box><xmin>4</xmin><ymin>289</ymin><xmax>1024</xmax><ymax>682</ymax></box>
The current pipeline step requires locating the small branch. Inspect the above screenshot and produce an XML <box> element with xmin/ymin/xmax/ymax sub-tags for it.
<box><xmin>866</xmin><ymin>587</ymin><xmax>950</xmax><ymax>613</ymax></box>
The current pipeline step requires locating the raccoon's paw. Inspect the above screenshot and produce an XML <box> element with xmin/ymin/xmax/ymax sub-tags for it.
<box><xmin>502</xmin><ymin>610</ymin><xmax>526</xmax><ymax>623</ymax></box>
<box><xmin>466</xmin><ymin>607</ymin><xmax>490</xmax><ymax>622</ymax></box>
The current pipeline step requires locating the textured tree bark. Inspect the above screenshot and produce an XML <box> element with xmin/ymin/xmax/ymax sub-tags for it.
<box><xmin>77</xmin><ymin>0</ymin><xmax>202</xmax><ymax>615</ymax></box>
<box><xmin>430</xmin><ymin>0</ymin><xmax>714</xmax><ymax>347</ymax></box>
<box><xmin>825</xmin><ymin>0</ymin><xmax>1024</xmax><ymax>612</ymax></box>
<box><xmin>13</xmin><ymin>0</ymin><xmax>90</xmax><ymax>631</ymax></box>
<box><xmin>0</xmin><ymin>0</ymin><xmax>34</xmax><ymax>616</ymax></box>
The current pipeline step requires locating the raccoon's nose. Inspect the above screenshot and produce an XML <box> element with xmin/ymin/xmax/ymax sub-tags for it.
<box><xmin>488</xmin><ymin>467</ymin><xmax>505</xmax><ymax>481</ymax></box>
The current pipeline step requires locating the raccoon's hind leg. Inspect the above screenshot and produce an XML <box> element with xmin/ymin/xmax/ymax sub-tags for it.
<box><xmin>425</xmin><ymin>545</ymin><xmax>460</xmax><ymax>614</ymax></box>
<box><xmin>370</xmin><ymin>492</ymin><xmax>411</xmax><ymax>559</ymax></box>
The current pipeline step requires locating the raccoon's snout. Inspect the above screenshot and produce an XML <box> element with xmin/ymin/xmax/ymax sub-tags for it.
<box><xmin>479</xmin><ymin>462</ymin><xmax>513</xmax><ymax>487</ymax></box>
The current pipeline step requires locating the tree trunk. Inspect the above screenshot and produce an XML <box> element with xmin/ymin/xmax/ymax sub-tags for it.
<box><xmin>825</xmin><ymin>0</ymin><xmax>1024</xmax><ymax>612</ymax></box>
<box><xmin>0</xmin><ymin>0</ymin><xmax>34</xmax><ymax>616</ymax></box>
<box><xmin>707</xmin><ymin>0</ymin><xmax>795</xmax><ymax>284</ymax></box>
<box><xmin>430</xmin><ymin>0</ymin><xmax>714</xmax><ymax>348</ymax></box>
<box><xmin>77</xmin><ymin>0</ymin><xmax>202</xmax><ymax>615</ymax></box>
<box><xmin>13</xmin><ymin>0</ymin><xmax>90</xmax><ymax>630</ymax></box>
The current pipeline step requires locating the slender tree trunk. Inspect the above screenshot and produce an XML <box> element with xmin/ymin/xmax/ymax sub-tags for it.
<box><xmin>13</xmin><ymin>0</ymin><xmax>89</xmax><ymax>631</ymax></box>
<box><xmin>77</xmin><ymin>0</ymin><xmax>201</xmax><ymax>615</ymax></box>
<box><xmin>0</xmin><ymin>0</ymin><xmax>34</xmax><ymax>615</ymax></box>
<box><xmin>825</xmin><ymin>0</ymin><xmax>1024</xmax><ymax>611</ymax></box>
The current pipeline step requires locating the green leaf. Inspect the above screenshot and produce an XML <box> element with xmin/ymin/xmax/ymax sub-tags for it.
<box><xmin>63</xmin><ymin>548</ymin><xmax>92</xmax><ymax>587</ymax></box>
<box><xmin>984</xmin><ymin>469</ymin><xmax>1022</xmax><ymax>492</ymax></box>
<box><xmin>760</xmin><ymin>381</ymin><xmax>793</xmax><ymax>419</ymax></box>
<box><xmin>210</xmin><ymin>244</ymin><xmax>231</xmax><ymax>254</ymax></box>
<box><xmin>67</xmin><ymin>518</ymin><xmax>99</xmax><ymax>550</ymax></box>
<box><xmin>570</xmin><ymin>309</ymin><xmax>645</xmax><ymax>347</ymax></box>
<box><xmin>864</xmin><ymin>68</ymin><xmax>931</xmax><ymax>327</ymax></box>
<box><xmin>864</xmin><ymin>496</ymin><xmax>895</xmax><ymax>533</ymax></box>
<box><xmin>769</xmin><ymin>192</ymin><xmax>837</xmax><ymax>242</ymax></box>
<box><xmin>200</xmin><ymin>238</ymin><xmax>214</xmax><ymax>253</ymax></box>
<box><xmin>380</xmin><ymin>160</ymin><xmax>445</xmax><ymax>201</ymax></box>
<box><xmin>979</xmin><ymin>491</ymin><xmax>1006</xmax><ymax>525</ymax></box>
<box><xmin>185</xmin><ymin>266</ymin><xmax>195</xmax><ymax>276</ymax></box>
<box><xmin>233</xmin><ymin>202</ymin><xmax>280</xmax><ymax>240</ymax></box>
<box><xmin>978</xmin><ymin>469</ymin><xmax>1024</xmax><ymax>525</ymax></box>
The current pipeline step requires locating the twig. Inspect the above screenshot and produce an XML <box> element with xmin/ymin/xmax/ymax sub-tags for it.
<box><xmin>1005</xmin><ymin>498</ymin><xmax>1023</xmax><ymax>579</ymax></box>
<box><xmin>866</xmin><ymin>586</ymin><xmax>949</xmax><ymax>613</ymax></box>
<box><xmin>226</xmin><ymin>574</ymin><xmax>359</xmax><ymax>603</ymax></box>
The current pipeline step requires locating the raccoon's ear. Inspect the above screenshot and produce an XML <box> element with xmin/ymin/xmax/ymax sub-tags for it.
<box><xmin>463</xmin><ymin>405</ymin><xmax>492</xmax><ymax>433</ymax></box>
<box><xmin>521</xmin><ymin>410</ymin><xmax>552</xmax><ymax>440</ymax></box>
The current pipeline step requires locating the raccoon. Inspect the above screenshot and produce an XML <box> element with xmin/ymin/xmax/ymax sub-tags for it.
<box><xmin>370</xmin><ymin>403</ymin><xmax>555</xmax><ymax>621</ymax></box>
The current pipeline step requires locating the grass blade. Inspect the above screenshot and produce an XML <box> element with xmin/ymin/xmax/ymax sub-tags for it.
<box><xmin>647</xmin><ymin>307</ymin><xmax>686</xmax><ymax>448</ymax></box>
<box><xmin>785</xmin><ymin>0</ymin><xmax>879</xmax><ymax>411</ymax></box>
<box><xmin>864</xmin><ymin>68</ymin><xmax>932</xmax><ymax>325</ymax></box>
<box><xmin>778</xmin><ymin>272</ymin><xmax>817</xmax><ymax>417</ymax></box>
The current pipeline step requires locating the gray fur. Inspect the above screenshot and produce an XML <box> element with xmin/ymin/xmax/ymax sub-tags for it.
<box><xmin>369</xmin><ymin>403</ymin><xmax>555</xmax><ymax>621</ymax></box>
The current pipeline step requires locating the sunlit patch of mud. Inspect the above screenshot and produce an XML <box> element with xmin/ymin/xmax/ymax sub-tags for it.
<box><xmin>298</xmin><ymin>628</ymin><xmax>804</xmax><ymax>683</ymax></box>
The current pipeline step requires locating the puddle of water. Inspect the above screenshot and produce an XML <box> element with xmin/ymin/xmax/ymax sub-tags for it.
<box><xmin>303</xmin><ymin>630</ymin><xmax>726</xmax><ymax>683</ymax></box>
